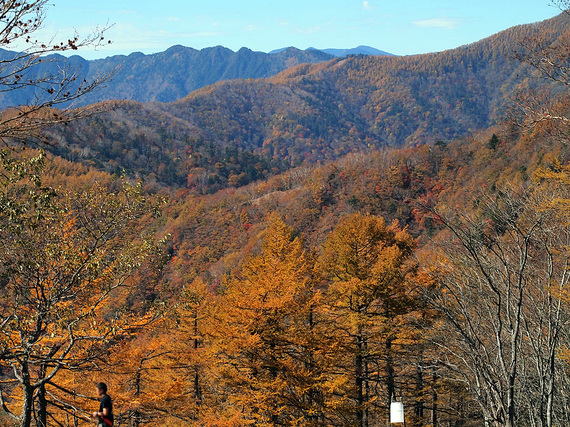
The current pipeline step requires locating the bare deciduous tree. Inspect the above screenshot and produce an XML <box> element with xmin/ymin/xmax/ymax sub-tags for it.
<box><xmin>0</xmin><ymin>0</ymin><xmax>113</xmax><ymax>143</ymax></box>
<box><xmin>421</xmin><ymin>185</ymin><xmax>570</xmax><ymax>427</ymax></box>
<box><xmin>509</xmin><ymin>1</ymin><xmax>570</xmax><ymax>132</ymax></box>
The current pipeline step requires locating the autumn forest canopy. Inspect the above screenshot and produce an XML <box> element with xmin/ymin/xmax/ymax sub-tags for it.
<box><xmin>3</xmin><ymin>1</ymin><xmax>570</xmax><ymax>427</ymax></box>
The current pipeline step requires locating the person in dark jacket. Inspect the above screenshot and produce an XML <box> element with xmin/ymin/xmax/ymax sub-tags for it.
<box><xmin>92</xmin><ymin>382</ymin><xmax>114</xmax><ymax>426</ymax></box>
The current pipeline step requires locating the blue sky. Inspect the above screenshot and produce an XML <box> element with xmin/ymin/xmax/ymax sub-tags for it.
<box><xmin>38</xmin><ymin>0</ymin><xmax>561</xmax><ymax>59</ymax></box>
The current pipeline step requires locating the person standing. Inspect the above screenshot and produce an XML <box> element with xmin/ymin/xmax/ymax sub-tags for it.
<box><xmin>92</xmin><ymin>382</ymin><xmax>114</xmax><ymax>427</ymax></box>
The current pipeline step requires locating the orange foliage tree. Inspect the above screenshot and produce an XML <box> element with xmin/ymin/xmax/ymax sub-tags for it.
<box><xmin>317</xmin><ymin>213</ymin><xmax>422</xmax><ymax>427</ymax></box>
<box><xmin>0</xmin><ymin>150</ymin><xmax>166</xmax><ymax>427</ymax></box>
<box><xmin>208</xmin><ymin>215</ymin><xmax>326</xmax><ymax>426</ymax></box>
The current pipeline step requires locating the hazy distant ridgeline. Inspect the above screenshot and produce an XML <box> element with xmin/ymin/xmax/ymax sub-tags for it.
<box><xmin>269</xmin><ymin>45</ymin><xmax>393</xmax><ymax>57</ymax></box>
<box><xmin>0</xmin><ymin>45</ymin><xmax>393</xmax><ymax>108</ymax></box>
<box><xmin>43</xmin><ymin>13</ymin><xmax>569</xmax><ymax>192</ymax></box>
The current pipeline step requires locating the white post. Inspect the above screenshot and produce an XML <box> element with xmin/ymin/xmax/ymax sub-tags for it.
<box><xmin>390</xmin><ymin>401</ymin><xmax>405</xmax><ymax>424</ymax></box>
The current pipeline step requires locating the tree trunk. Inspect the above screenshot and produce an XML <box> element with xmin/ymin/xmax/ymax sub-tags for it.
<box><xmin>356</xmin><ymin>330</ymin><xmax>364</xmax><ymax>427</ymax></box>
<box><xmin>431</xmin><ymin>368</ymin><xmax>438</xmax><ymax>427</ymax></box>
<box><xmin>133</xmin><ymin>362</ymin><xmax>142</xmax><ymax>427</ymax></box>
<box><xmin>364</xmin><ymin>356</ymin><xmax>369</xmax><ymax>427</ymax></box>
<box><xmin>415</xmin><ymin>364</ymin><xmax>424</xmax><ymax>422</ymax></box>
<box><xmin>36</xmin><ymin>383</ymin><xmax>47</xmax><ymax>427</ymax></box>
<box><xmin>546</xmin><ymin>349</ymin><xmax>555</xmax><ymax>427</ymax></box>
<box><xmin>193</xmin><ymin>311</ymin><xmax>202</xmax><ymax>404</ymax></box>
<box><xmin>386</xmin><ymin>336</ymin><xmax>395</xmax><ymax>408</ymax></box>
<box><xmin>19</xmin><ymin>383</ymin><xmax>34</xmax><ymax>427</ymax></box>
<box><xmin>35</xmin><ymin>363</ymin><xmax>48</xmax><ymax>427</ymax></box>
<box><xmin>131</xmin><ymin>409</ymin><xmax>141</xmax><ymax>427</ymax></box>
<box><xmin>507</xmin><ymin>372</ymin><xmax>516</xmax><ymax>427</ymax></box>
<box><xmin>16</xmin><ymin>360</ymin><xmax>35</xmax><ymax>427</ymax></box>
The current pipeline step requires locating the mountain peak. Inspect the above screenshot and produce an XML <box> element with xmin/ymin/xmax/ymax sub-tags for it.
<box><xmin>322</xmin><ymin>46</ymin><xmax>393</xmax><ymax>57</ymax></box>
<box><xmin>269</xmin><ymin>46</ymin><xmax>393</xmax><ymax>57</ymax></box>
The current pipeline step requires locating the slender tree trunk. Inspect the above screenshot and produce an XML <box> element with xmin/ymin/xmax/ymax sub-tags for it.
<box><xmin>20</xmin><ymin>383</ymin><xmax>34</xmax><ymax>427</ymax></box>
<box><xmin>307</xmin><ymin>304</ymin><xmax>325</xmax><ymax>424</ymax></box>
<box><xmin>17</xmin><ymin>360</ymin><xmax>35</xmax><ymax>427</ymax></box>
<box><xmin>268</xmin><ymin>327</ymin><xmax>279</xmax><ymax>426</ymax></box>
<box><xmin>133</xmin><ymin>361</ymin><xmax>142</xmax><ymax>427</ymax></box>
<box><xmin>132</xmin><ymin>409</ymin><xmax>141</xmax><ymax>427</ymax></box>
<box><xmin>431</xmin><ymin>368</ymin><xmax>438</xmax><ymax>427</ymax></box>
<box><xmin>546</xmin><ymin>346</ymin><xmax>555</xmax><ymax>427</ymax></box>
<box><xmin>193</xmin><ymin>311</ymin><xmax>202</xmax><ymax>404</ymax></box>
<box><xmin>356</xmin><ymin>329</ymin><xmax>364</xmax><ymax>427</ymax></box>
<box><xmin>35</xmin><ymin>363</ymin><xmax>49</xmax><ymax>427</ymax></box>
<box><xmin>507</xmin><ymin>372</ymin><xmax>516</xmax><ymax>427</ymax></box>
<box><xmin>386</xmin><ymin>336</ymin><xmax>395</xmax><ymax>407</ymax></box>
<box><xmin>364</xmin><ymin>355</ymin><xmax>369</xmax><ymax>427</ymax></box>
<box><xmin>36</xmin><ymin>383</ymin><xmax>47</xmax><ymax>427</ymax></box>
<box><xmin>415</xmin><ymin>364</ymin><xmax>424</xmax><ymax>422</ymax></box>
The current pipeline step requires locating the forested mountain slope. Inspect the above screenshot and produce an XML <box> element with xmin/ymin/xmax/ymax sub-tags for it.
<box><xmin>0</xmin><ymin>45</ymin><xmax>335</xmax><ymax>107</ymax></box>
<box><xmin>43</xmin><ymin>13</ymin><xmax>570</xmax><ymax>193</ymax></box>
<box><xmin>10</xmin><ymin>72</ymin><xmax>569</xmax><ymax>426</ymax></box>
<box><xmin>32</xmin><ymin>103</ymin><xmax>563</xmax><ymax>308</ymax></box>
<box><xmin>5</xmin><ymin>0</ymin><xmax>570</xmax><ymax>424</ymax></box>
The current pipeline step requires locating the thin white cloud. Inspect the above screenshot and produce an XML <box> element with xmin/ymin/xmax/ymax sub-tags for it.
<box><xmin>296</xmin><ymin>25</ymin><xmax>322</xmax><ymax>35</ymax></box>
<box><xmin>363</xmin><ymin>1</ymin><xmax>372</xmax><ymax>10</ymax></box>
<box><xmin>413</xmin><ymin>17</ymin><xmax>461</xmax><ymax>30</ymax></box>
<box><xmin>245</xmin><ymin>24</ymin><xmax>257</xmax><ymax>32</ymax></box>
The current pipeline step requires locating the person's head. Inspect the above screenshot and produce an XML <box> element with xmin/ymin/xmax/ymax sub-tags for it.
<box><xmin>96</xmin><ymin>382</ymin><xmax>108</xmax><ymax>397</ymax></box>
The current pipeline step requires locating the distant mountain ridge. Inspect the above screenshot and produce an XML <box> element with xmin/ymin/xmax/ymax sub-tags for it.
<box><xmin>0</xmin><ymin>44</ymin><xmax>392</xmax><ymax>109</ymax></box>
<box><xmin>0</xmin><ymin>45</ymin><xmax>335</xmax><ymax>107</ymax></box>
<box><xmin>269</xmin><ymin>45</ymin><xmax>393</xmax><ymax>57</ymax></box>
<box><xmin>320</xmin><ymin>46</ymin><xmax>393</xmax><ymax>57</ymax></box>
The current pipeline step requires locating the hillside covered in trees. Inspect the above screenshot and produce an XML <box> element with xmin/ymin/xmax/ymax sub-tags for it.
<box><xmin>4</xmin><ymin>82</ymin><xmax>570</xmax><ymax>426</ymax></box>
<box><xmin>41</xmin><ymin>12</ymin><xmax>570</xmax><ymax>193</ymax></box>
<box><xmin>3</xmin><ymin>2</ymin><xmax>570</xmax><ymax>427</ymax></box>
